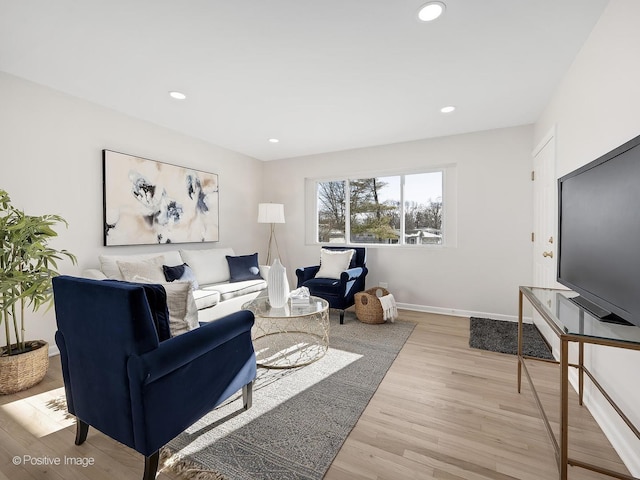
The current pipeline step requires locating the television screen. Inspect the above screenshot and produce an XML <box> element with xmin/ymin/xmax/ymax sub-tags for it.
<box><xmin>557</xmin><ymin>134</ymin><xmax>640</xmax><ymax>328</ymax></box>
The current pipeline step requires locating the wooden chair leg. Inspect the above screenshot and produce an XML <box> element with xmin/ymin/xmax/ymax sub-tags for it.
<box><xmin>243</xmin><ymin>380</ymin><xmax>254</xmax><ymax>410</ymax></box>
<box><xmin>340</xmin><ymin>310</ymin><xmax>345</xmax><ymax>324</ymax></box>
<box><xmin>143</xmin><ymin>451</ymin><xmax>159</xmax><ymax>480</ymax></box>
<box><xmin>75</xmin><ymin>419</ymin><xmax>89</xmax><ymax>445</ymax></box>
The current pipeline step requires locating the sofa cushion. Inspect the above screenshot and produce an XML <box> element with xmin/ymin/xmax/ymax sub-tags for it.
<box><xmin>163</xmin><ymin>263</ymin><xmax>199</xmax><ymax>290</ymax></box>
<box><xmin>179</xmin><ymin>248</ymin><xmax>235</xmax><ymax>285</ymax></box>
<box><xmin>204</xmin><ymin>279</ymin><xmax>266</xmax><ymax>302</ymax></box>
<box><xmin>192</xmin><ymin>289</ymin><xmax>220</xmax><ymax>310</ymax></box>
<box><xmin>117</xmin><ymin>256</ymin><xmax>166</xmax><ymax>282</ymax></box>
<box><xmin>316</xmin><ymin>248</ymin><xmax>355</xmax><ymax>279</ymax></box>
<box><xmin>99</xmin><ymin>251</ymin><xmax>183</xmax><ymax>280</ymax></box>
<box><xmin>226</xmin><ymin>253</ymin><xmax>262</xmax><ymax>282</ymax></box>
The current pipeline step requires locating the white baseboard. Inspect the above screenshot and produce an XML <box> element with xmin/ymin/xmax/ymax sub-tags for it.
<box><xmin>567</xmin><ymin>369</ymin><xmax>640</xmax><ymax>476</ymax></box>
<box><xmin>48</xmin><ymin>344</ymin><xmax>60</xmax><ymax>357</ymax></box>
<box><xmin>396</xmin><ymin>302</ymin><xmax>533</xmax><ymax>323</ymax></box>
<box><xmin>586</xmin><ymin>394</ymin><xmax>640</xmax><ymax>476</ymax></box>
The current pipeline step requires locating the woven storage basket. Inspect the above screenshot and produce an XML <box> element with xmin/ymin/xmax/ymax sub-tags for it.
<box><xmin>354</xmin><ymin>287</ymin><xmax>390</xmax><ymax>324</ymax></box>
<box><xmin>0</xmin><ymin>341</ymin><xmax>49</xmax><ymax>395</ymax></box>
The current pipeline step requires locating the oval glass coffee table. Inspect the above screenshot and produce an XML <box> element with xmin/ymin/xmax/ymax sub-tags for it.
<box><xmin>242</xmin><ymin>295</ymin><xmax>330</xmax><ymax>369</ymax></box>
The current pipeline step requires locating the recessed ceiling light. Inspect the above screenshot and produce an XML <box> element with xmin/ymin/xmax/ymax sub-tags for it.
<box><xmin>418</xmin><ymin>2</ymin><xmax>446</xmax><ymax>22</ymax></box>
<box><xmin>268</xmin><ymin>138</ymin><xmax>280</xmax><ymax>143</ymax></box>
<box><xmin>440</xmin><ymin>105</ymin><xmax>456</xmax><ymax>113</ymax></box>
<box><xmin>169</xmin><ymin>91</ymin><xmax>186</xmax><ymax>100</ymax></box>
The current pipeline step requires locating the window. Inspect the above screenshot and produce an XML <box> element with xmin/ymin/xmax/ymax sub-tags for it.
<box><xmin>403</xmin><ymin>172</ymin><xmax>442</xmax><ymax>245</ymax></box>
<box><xmin>317</xmin><ymin>180</ymin><xmax>346</xmax><ymax>243</ymax></box>
<box><xmin>315</xmin><ymin>170</ymin><xmax>444</xmax><ymax>246</ymax></box>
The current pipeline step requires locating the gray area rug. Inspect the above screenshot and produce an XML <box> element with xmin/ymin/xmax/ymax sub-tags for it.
<box><xmin>161</xmin><ymin>313</ymin><xmax>416</xmax><ymax>480</ymax></box>
<box><xmin>469</xmin><ymin>317</ymin><xmax>554</xmax><ymax>360</ymax></box>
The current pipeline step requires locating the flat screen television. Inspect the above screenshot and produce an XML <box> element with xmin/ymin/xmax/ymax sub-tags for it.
<box><xmin>557</xmin><ymin>133</ymin><xmax>640</xmax><ymax>328</ymax></box>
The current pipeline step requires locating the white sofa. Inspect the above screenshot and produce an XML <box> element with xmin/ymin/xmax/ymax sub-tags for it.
<box><xmin>83</xmin><ymin>247</ymin><xmax>268</xmax><ymax>322</ymax></box>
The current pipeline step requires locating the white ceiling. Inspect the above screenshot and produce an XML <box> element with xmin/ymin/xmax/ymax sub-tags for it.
<box><xmin>0</xmin><ymin>0</ymin><xmax>608</xmax><ymax>161</ymax></box>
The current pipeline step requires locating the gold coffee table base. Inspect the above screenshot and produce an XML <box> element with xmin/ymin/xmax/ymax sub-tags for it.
<box><xmin>253</xmin><ymin>331</ymin><xmax>328</xmax><ymax>368</ymax></box>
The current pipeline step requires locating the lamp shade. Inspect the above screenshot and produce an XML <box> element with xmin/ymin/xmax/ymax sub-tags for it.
<box><xmin>257</xmin><ymin>203</ymin><xmax>285</xmax><ymax>224</ymax></box>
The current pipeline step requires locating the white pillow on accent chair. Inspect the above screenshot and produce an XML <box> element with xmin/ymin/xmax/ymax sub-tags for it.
<box><xmin>315</xmin><ymin>249</ymin><xmax>355</xmax><ymax>279</ymax></box>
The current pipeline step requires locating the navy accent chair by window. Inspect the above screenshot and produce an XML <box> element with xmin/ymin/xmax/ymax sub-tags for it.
<box><xmin>52</xmin><ymin>276</ymin><xmax>256</xmax><ymax>480</ymax></box>
<box><xmin>295</xmin><ymin>247</ymin><xmax>368</xmax><ymax>324</ymax></box>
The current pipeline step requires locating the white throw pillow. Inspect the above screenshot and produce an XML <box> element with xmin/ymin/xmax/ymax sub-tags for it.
<box><xmin>133</xmin><ymin>275</ymin><xmax>199</xmax><ymax>336</ymax></box>
<box><xmin>162</xmin><ymin>281</ymin><xmax>200</xmax><ymax>336</ymax></box>
<box><xmin>117</xmin><ymin>257</ymin><xmax>166</xmax><ymax>283</ymax></box>
<box><xmin>315</xmin><ymin>249</ymin><xmax>355</xmax><ymax>279</ymax></box>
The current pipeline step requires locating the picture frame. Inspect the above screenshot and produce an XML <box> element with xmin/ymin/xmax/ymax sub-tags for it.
<box><xmin>103</xmin><ymin>150</ymin><xmax>219</xmax><ymax>246</ymax></box>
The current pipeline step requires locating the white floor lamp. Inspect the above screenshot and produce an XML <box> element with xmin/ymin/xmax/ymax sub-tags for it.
<box><xmin>258</xmin><ymin>203</ymin><xmax>285</xmax><ymax>265</ymax></box>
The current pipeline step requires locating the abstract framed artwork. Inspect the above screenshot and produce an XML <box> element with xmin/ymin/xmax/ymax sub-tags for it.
<box><xmin>103</xmin><ymin>150</ymin><xmax>219</xmax><ymax>246</ymax></box>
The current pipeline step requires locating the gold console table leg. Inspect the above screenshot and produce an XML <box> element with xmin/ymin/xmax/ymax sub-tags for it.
<box><xmin>517</xmin><ymin>290</ymin><xmax>523</xmax><ymax>393</ymax></box>
<box><xmin>560</xmin><ymin>337</ymin><xmax>569</xmax><ymax>480</ymax></box>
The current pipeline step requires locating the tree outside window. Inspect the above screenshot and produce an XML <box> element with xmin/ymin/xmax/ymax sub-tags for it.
<box><xmin>350</xmin><ymin>176</ymin><xmax>400</xmax><ymax>244</ymax></box>
<box><xmin>317</xmin><ymin>180</ymin><xmax>345</xmax><ymax>243</ymax></box>
<box><xmin>317</xmin><ymin>171</ymin><xmax>443</xmax><ymax>245</ymax></box>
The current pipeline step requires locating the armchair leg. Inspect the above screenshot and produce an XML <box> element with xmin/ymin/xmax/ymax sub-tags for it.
<box><xmin>143</xmin><ymin>451</ymin><xmax>159</xmax><ymax>480</ymax></box>
<box><xmin>340</xmin><ymin>310</ymin><xmax>345</xmax><ymax>324</ymax></box>
<box><xmin>243</xmin><ymin>381</ymin><xmax>254</xmax><ymax>410</ymax></box>
<box><xmin>75</xmin><ymin>419</ymin><xmax>89</xmax><ymax>445</ymax></box>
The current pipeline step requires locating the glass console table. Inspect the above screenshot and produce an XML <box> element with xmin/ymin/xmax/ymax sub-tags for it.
<box><xmin>518</xmin><ymin>286</ymin><xmax>640</xmax><ymax>480</ymax></box>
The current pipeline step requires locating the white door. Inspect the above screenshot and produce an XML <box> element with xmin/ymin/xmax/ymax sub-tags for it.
<box><xmin>532</xmin><ymin>129</ymin><xmax>561</xmax><ymax>357</ymax></box>
<box><xmin>532</xmin><ymin>131</ymin><xmax>558</xmax><ymax>288</ymax></box>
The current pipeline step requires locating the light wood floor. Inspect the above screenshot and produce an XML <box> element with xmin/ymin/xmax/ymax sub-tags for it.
<box><xmin>0</xmin><ymin>311</ymin><xmax>631</xmax><ymax>480</ymax></box>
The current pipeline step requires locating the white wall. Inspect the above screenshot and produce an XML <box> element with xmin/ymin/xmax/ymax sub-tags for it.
<box><xmin>264</xmin><ymin>125</ymin><xmax>534</xmax><ymax>320</ymax></box>
<box><xmin>0</xmin><ymin>72</ymin><xmax>264</xmax><ymax>350</ymax></box>
<box><xmin>535</xmin><ymin>0</ymin><xmax>640</xmax><ymax>473</ymax></box>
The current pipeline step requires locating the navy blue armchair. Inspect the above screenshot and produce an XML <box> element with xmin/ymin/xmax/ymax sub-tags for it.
<box><xmin>295</xmin><ymin>247</ymin><xmax>368</xmax><ymax>324</ymax></box>
<box><xmin>52</xmin><ymin>276</ymin><xmax>256</xmax><ymax>480</ymax></box>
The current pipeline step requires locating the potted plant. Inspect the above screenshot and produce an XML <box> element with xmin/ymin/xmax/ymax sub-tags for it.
<box><xmin>0</xmin><ymin>189</ymin><xmax>76</xmax><ymax>394</ymax></box>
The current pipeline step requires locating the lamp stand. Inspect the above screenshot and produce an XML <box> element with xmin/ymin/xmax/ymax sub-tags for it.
<box><xmin>266</xmin><ymin>223</ymin><xmax>281</xmax><ymax>265</ymax></box>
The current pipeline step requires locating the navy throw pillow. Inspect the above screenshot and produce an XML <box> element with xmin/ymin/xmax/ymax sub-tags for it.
<box><xmin>103</xmin><ymin>280</ymin><xmax>171</xmax><ymax>342</ymax></box>
<box><xmin>163</xmin><ymin>263</ymin><xmax>199</xmax><ymax>290</ymax></box>
<box><xmin>226</xmin><ymin>253</ymin><xmax>262</xmax><ymax>282</ymax></box>
<box><xmin>140</xmin><ymin>283</ymin><xmax>172</xmax><ymax>342</ymax></box>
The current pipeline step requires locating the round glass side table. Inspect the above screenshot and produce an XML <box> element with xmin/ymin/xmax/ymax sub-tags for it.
<box><xmin>242</xmin><ymin>295</ymin><xmax>330</xmax><ymax>369</ymax></box>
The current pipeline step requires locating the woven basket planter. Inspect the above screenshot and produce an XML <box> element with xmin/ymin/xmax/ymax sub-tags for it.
<box><xmin>0</xmin><ymin>341</ymin><xmax>49</xmax><ymax>395</ymax></box>
<box><xmin>354</xmin><ymin>287</ymin><xmax>390</xmax><ymax>324</ymax></box>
